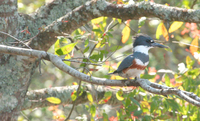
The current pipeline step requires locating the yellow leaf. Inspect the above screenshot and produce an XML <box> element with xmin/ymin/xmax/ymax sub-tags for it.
<box><xmin>156</xmin><ymin>22</ymin><xmax>169</xmax><ymax>41</ymax></box>
<box><xmin>117</xmin><ymin>0</ymin><xmax>124</xmax><ymax>4</ymax></box>
<box><xmin>91</xmin><ymin>17</ymin><xmax>105</xmax><ymax>24</ymax></box>
<box><xmin>190</xmin><ymin>36</ymin><xmax>199</xmax><ymax>55</ymax></box>
<box><xmin>117</xmin><ymin>19</ymin><xmax>122</xmax><ymax>24</ymax></box>
<box><xmin>161</xmin><ymin>23</ymin><xmax>169</xmax><ymax>41</ymax></box>
<box><xmin>156</xmin><ymin>23</ymin><xmax>163</xmax><ymax>39</ymax></box>
<box><xmin>87</xmin><ymin>92</ymin><xmax>93</xmax><ymax>103</ymax></box>
<box><xmin>46</xmin><ymin>97</ymin><xmax>61</xmax><ymax>104</ymax></box>
<box><xmin>169</xmin><ymin>21</ymin><xmax>183</xmax><ymax>33</ymax></box>
<box><xmin>64</xmin><ymin>54</ymin><xmax>71</xmax><ymax>66</ymax></box>
<box><xmin>116</xmin><ymin>90</ymin><xmax>124</xmax><ymax>101</ymax></box>
<box><xmin>121</xmin><ymin>20</ymin><xmax>131</xmax><ymax>43</ymax></box>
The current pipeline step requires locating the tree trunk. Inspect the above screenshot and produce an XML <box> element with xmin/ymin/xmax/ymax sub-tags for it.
<box><xmin>0</xmin><ymin>0</ymin><xmax>36</xmax><ymax>120</ymax></box>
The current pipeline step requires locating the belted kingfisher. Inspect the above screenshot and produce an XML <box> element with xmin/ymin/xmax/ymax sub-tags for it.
<box><xmin>109</xmin><ymin>34</ymin><xmax>168</xmax><ymax>80</ymax></box>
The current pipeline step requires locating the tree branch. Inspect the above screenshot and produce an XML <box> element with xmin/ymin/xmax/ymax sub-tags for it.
<box><xmin>29</xmin><ymin>0</ymin><xmax>200</xmax><ymax>50</ymax></box>
<box><xmin>0</xmin><ymin>45</ymin><xmax>200</xmax><ymax>107</ymax></box>
<box><xmin>22</xmin><ymin>85</ymin><xmax>138</xmax><ymax>110</ymax></box>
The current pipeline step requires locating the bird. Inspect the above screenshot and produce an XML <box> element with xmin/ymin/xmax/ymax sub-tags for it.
<box><xmin>109</xmin><ymin>34</ymin><xmax>168</xmax><ymax>81</ymax></box>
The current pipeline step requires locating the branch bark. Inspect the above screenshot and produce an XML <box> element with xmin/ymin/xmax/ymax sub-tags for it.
<box><xmin>0</xmin><ymin>45</ymin><xmax>200</xmax><ymax>107</ymax></box>
<box><xmin>22</xmin><ymin>85</ymin><xmax>134</xmax><ymax>110</ymax></box>
<box><xmin>29</xmin><ymin>0</ymin><xmax>200</xmax><ymax>50</ymax></box>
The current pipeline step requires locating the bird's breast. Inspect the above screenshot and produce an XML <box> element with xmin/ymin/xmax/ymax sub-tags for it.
<box><xmin>121</xmin><ymin>59</ymin><xmax>148</xmax><ymax>78</ymax></box>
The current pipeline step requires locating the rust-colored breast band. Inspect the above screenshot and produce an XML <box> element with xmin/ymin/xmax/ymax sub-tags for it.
<box><xmin>122</xmin><ymin>59</ymin><xmax>147</xmax><ymax>73</ymax></box>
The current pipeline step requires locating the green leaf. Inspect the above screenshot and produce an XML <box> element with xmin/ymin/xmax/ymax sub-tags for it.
<box><xmin>90</xmin><ymin>54</ymin><xmax>100</xmax><ymax>61</ymax></box>
<box><xmin>85</xmin><ymin>39</ymin><xmax>89</xmax><ymax>47</ymax></box>
<box><xmin>164</xmin><ymin>74</ymin><xmax>170</xmax><ymax>86</ymax></box>
<box><xmin>99</xmin><ymin>91</ymin><xmax>112</xmax><ymax>104</ymax></box>
<box><xmin>134</xmin><ymin>110</ymin><xmax>142</xmax><ymax>116</ymax></box>
<box><xmin>55</xmin><ymin>42</ymin><xmax>77</xmax><ymax>55</ymax></box>
<box><xmin>46</xmin><ymin>97</ymin><xmax>61</xmax><ymax>104</ymax></box>
<box><xmin>87</xmin><ymin>91</ymin><xmax>93</xmax><ymax>103</ymax></box>
<box><xmin>71</xmin><ymin>90</ymin><xmax>77</xmax><ymax>101</ymax></box>
<box><xmin>116</xmin><ymin>89</ymin><xmax>124</xmax><ymax>101</ymax></box>
<box><xmin>150</xmin><ymin>101</ymin><xmax>157</xmax><ymax>113</ymax></box>
<box><xmin>106</xmin><ymin>32</ymin><xmax>113</xmax><ymax>37</ymax></box>
<box><xmin>90</xmin><ymin>104</ymin><xmax>96</xmax><ymax>117</ymax></box>
<box><xmin>130</xmin><ymin>97</ymin><xmax>141</xmax><ymax>108</ymax></box>
<box><xmin>84</xmin><ymin>46</ymin><xmax>90</xmax><ymax>53</ymax></box>
<box><xmin>138</xmin><ymin>17</ymin><xmax>146</xmax><ymax>28</ymax></box>
<box><xmin>92</xmin><ymin>29</ymin><xmax>102</xmax><ymax>33</ymax></box>
<box><xmin>186</xmin><ymin>56</ymin><xmax>194</xmax><ymax>69</ymax></box>
<box><xmin>125</xmin><ymin>98</ymin><xmax>131</xmax><ymax>107</ymax></box>
<box><xmin>127</xmin><ymin>105</ymin><xmax>138</xmax><ymax>112</ymax></box>
<box><xmin>165</xmin><ymin>99</ymin><xmax>181</xmax><ymax>112</ymax></box>
<box><xmin>103</xmin><ymin>112</ymin><xmax>109</xmax><ymax>121</ymax></box>
<box><xmin>140</xmin><ymin>74</ymin><xmax>156</xmax><ymax>79</ymax></box>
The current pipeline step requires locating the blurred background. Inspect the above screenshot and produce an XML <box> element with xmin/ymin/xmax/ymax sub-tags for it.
<box><xmin>18</xmin><ymin>0</ymin><xmax>200</xmax><ymax>120</ymax></box>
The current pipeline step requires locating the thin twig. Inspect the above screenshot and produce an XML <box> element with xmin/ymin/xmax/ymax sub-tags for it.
<box><xmin>191</xmin><ymin>0</ymin><xmax>197</xmax><ymax>9</ymax></box>
<box><xmin>122</xmin><ymin>21</ymin><xmax>137</xmax><ymax>35</ymax></box>
<box><xmin>64</xmin><ymin>20</ymin><xmax>117</xmax><ymax>120</ymax></box>
<box><xmin>20</xmin><ymin>111</ymin><xmax>30</xmax><ymax>121</ymax></box>
<box><xmin>62</xmin><ymin>59</ymin><xmax>101</xmax><ymax>66</ymax></box>
<box><xmin>0</xmin><ymin>31</ymin><xmax>31</xmax><ymax>49</ymax></box>
<box><xmin>172</xmin><ymin>41</ymin><xmax>200</xmax><ymax>48</ymax></box>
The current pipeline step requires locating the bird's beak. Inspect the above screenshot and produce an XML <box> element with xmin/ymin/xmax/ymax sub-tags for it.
<box><xmin>151</xmin><ymin>43</ymin><xmax>168</xmax><ymax>48</ymax></box>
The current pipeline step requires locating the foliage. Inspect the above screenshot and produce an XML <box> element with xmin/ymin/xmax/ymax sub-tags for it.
<box><xmin>18</xmin><ymin>0</ymin><xmax>200</xmax><ymax>121</ymax></box>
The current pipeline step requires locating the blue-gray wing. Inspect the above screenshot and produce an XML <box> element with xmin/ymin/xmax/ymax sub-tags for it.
<box><xmin>116</xmin><ymin>54</ymin><xmax>135</xmax><ymax>72</ymax></box>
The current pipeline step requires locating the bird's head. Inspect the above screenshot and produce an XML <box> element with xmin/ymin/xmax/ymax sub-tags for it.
<box><xmin>132</xmin><ymin>34</ymin><xmax>168</xmax><ymax>53</ymax></box>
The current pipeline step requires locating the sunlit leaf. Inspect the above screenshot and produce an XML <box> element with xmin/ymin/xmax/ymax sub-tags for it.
<box><xmin>117</xmin><ymin>19</ymin><xmax>122</xmax><ymax>24</ymax></box>
<box><xmin>161</xmin><ymin>23</ymin><xmax>169</xmax><ymax>41</ymax></box>
<box><xmin>55</xmin><ymin>42</ymin><xmax>77</xmax><ymax>55</ymax></box>
<box><xmin>116</xmin><ymin>89</ymin><xmax>124</xmax><ymax>101</ymax></box>
<box><xmin>71</xmin><ymin>90</ymin><xmax>77</xmax><ymax>101</ymax></box>
<box><xmin>121</xmin><ymin>20</ymin><xmax>131</xmax><ymax>43</ymax></box>
<box><xmin>169</xmin><ymin>21</ymin><xmax>183</xmax><ymax>33</ymax></box>
<box><xmin>189</xmin><ymin>36</ymin><xmax>199</xmax><ymax>55</ymax></box>
<box><xmin>99</xmin><ymin>91</ymin><xmax>112</xmax><ymax>104</ymax></box>
<box><xmin>77</xmin><ymin>28</ymin><xmax>85</xmax><ymax>35</ymax></box>
<box><xmin>186</xmin><ymin>56</ymin><xmax>193</xmax><ymax>69</ymax></box>
<box><xmin>90</xmin><ymin>104</ymin><xmax>96</xmax><ymax>117</ymax></box>
<box><xmin>117</xmin><ymin>0</ymin><xmax>124</xmax><ymax>4</ymax></box>
<box><xmin>156</xmin><ymin>22</ymin><xmax>169</xmax><ymax>41</ymax></box>
<box><xmin>87</xmin><ymin>92</ymin><xmax>93</xmax><ymax>103</ymax></box>
<box><xmin>54</xmin><ymin>39</ymin><xmax>60</xmax><ymax>50</ymax></box>
<box><xmin>164</xmin><ymin>74</ymin><xmax>170</xmax><ymax>86</ymax></box>
<box><xmin>46</xmin><ymin>97</ymin><xmax>61</xmax><ymax>104</ymax></box>
<box><xmin>156</xmin><ymin>23</ymin><xmax>162</xmax><ymax>39</ymax></box>
<box><xmin>85</xmin><ymin>39</ymin><xmax>89</xmax><ymax>47</ymax></box>
<box><xmin>72</xmin><ymin>82</ymin><xmax>78</xmax><ymax>85</ymax></box>
<box><xmin>91</xmin><ymin>17</ymin><xmax>105</xmax><ymax>24</ymax></box>
<box><xmin>63</xmin><ymin>54</ymin><xmax>71</xmax><ymax>66</ymax></box>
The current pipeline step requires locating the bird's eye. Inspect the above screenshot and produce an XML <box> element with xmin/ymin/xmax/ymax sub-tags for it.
<box><xmin>150</xmin><ymin>40</ymin><xmax>154</xmax><ymax>43</ymax></box>
<box><xmin>147</xmin><ymin>40</ymin><xmax>154</xmax><ymax>43</ymax></box>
